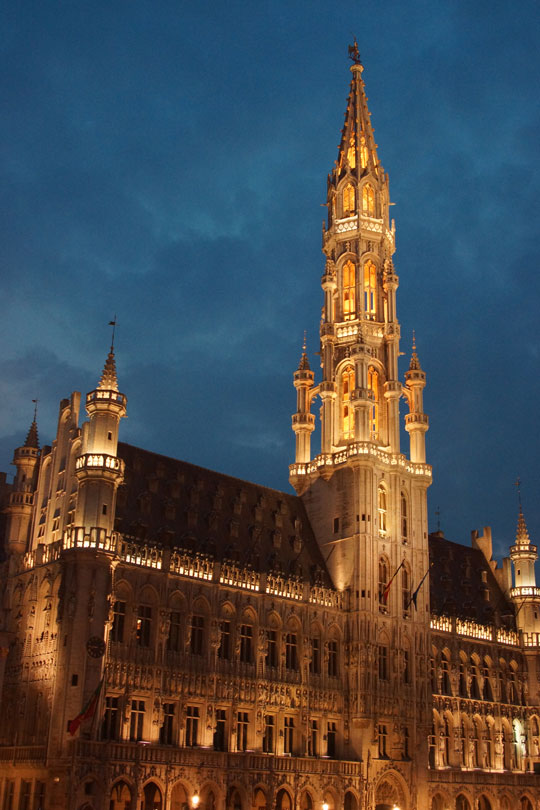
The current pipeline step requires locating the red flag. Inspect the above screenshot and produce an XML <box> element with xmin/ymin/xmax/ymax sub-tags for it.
<box><xmin>68</xmin><ymin>678</ymin><xmax>103</xmax><ymax>736</ymax></box>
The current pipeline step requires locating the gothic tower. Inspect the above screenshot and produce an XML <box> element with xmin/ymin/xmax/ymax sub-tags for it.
<box><xmin>509</xmin><ymin>504</ymin><xmax>540</xmax><ymax>635</ymax></box>
<box><xmin>290</xmin><ymin>46</ymin><xmax>433</xmax><ymax>806</ymax></box>
<box><xmin>4</xmin><ymin>414</ymin><xmax>40</xmax><ymax>555</ymax></box>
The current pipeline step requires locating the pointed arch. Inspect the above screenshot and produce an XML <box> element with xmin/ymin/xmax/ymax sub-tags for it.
<box><xmin>362</xmin><ymin>182</ymin><xmax>375</xmax><ymax>216</ymax></box>
<box><xmin>341</xmin><ymin>364</ymin><xmax>355</xmax><ymax>440</ymax></box>
<box><xmin>342</xmin><ymin>260</ymin><xmax>356</xmax><ymax>321</ymax></box>
<box><xmin>363</xmin><ymin>259</ymin><xmax>377</xmax><ymax>316</ymax></box>
<box><xmin>342</xmin><ymin>183</ymin><xmax>355</xmax><ymax>217</ymax></box>
<box><xmin>367</xmin><ymin>365</ymin><xmax>379</xmax><ymax>436</ymax></box>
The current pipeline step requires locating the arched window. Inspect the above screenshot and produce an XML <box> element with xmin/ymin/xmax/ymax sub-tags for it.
<box><xmin>367</xmin><ymin>366</ymin><xmax>378</xmax><ymax>436</ymax></box>
<box><xmin>362</xmin><ymin>183</ymin><xmax>375</xmax><ymax>216</ymax></box>
<box><xmin>347</xmin><ymin>136</ymin><xmax>356</xmax><ymax>169</ymax></box>
<box><xmin>343</xmin><ymin>260</ymin><xmax>356</xmax><ymax>321</ymax></box>
<box><xmin>400</xmin><ymin>492</ymin><xmax>408</xmax><ymax>542</ymax></box>
<box><xmin>359</xmin><ymin>133</ymin><xmax>368</xmax><ymax>168</ymax></box>
<box><xmin>456</xmin><ymin>796</ymin><xmax>471</xmax><ymax>810</ymax></box>
<box><xmin>377</xmin><ymin>484</ymin><xmax>387</xmax><ymax>536</ymax></box>
<box><xmin>378</xmin><ymin>556</ymin><xmax>389</xmax><ymax>606</ymax></box>
<box><xmin>363</xmin><ymin>260</ymin><xmax>376</xmax><ymax>316</ymax></box>
<box><xmin>342</xmin><ymin>365</ymin><xmax>355</xmax><ymax>440</ymax></box>
<box><xmin>343</xmin><ymin>183</ymin><xmax>355</xmax><ymax>216</ymax></box>
<box><xmin>402</xmin><ymin>566</ymin><xmax>411</xmax><ymax>616</ymax></box>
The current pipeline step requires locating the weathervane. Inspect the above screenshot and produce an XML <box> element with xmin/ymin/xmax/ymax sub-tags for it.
<box><xmin>32</xmin><ymin>398</ymin><xmax>38</xmax><ymax>421</ymax></box>
<box><xmin>348</xmin><ymin>39</ymin><xmax>362</xmax><ymax>66</ymax></box>
<box><xmin>515</xmin><ymin>477</ymin><xmax>522</xmax><ymax>508</ymax></box>
<box><xmin>109</xmin><ymin>315</ymin><xmax>117</xmax><ymax>350</ymax></box>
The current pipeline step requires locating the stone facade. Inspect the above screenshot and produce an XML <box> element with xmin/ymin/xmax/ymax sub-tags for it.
<box><xmin>0</xmin><ymin>47</ymin><xmax>539</xmax><ymax>810</ymax></box>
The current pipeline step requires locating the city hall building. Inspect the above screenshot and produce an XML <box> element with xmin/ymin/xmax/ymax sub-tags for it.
<box><xmin>0</xmin><ymin>46</ymin><xmax>539</xmax><ymax>810</ymax></box>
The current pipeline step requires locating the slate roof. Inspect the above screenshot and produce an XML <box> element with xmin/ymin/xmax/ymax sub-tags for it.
<box><xmin>429</xmin><ymin>532</ymin><xmax>516</xmax><ymax>629</ymax></box>
<box><xmin>115</xmin><ymin>442</ymin><xmax>333</xmax><ymax>588</ymax></box>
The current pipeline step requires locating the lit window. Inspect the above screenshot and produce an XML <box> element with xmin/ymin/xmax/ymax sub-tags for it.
<box><xmin>343</xmin><ymin>260</ymin><xmax>356</xmax><ymax>321</ymax></box>
<box><xmin>363</xmin><ymin>259</ymin><xmax>376</xmax><ymax>315</ymax></box>
<box><xmin>347</xmin><ymin>135</ymin><xmax>356</xmax><ymax>169</ymax></box>
<box><xmin>136</xmin><ymin>605</ymin><xmax>152</xmax><ymax>647</ymax></box>
<box><xmin>342</xmin><ymin>365</ymin><xmax>355</xmax><ymax>440</ymax></box>
<box><xmin>401</xmin><ymin>493</ymin><xmax>408</xmax><ymax>542</ymax></box>
<box><xmin>377</xmin><ymin>484</ymin><xmax>387</xmax><ymax>535</ymax></box>
<box><xmin>362</xmin><ymin>183</ymin><xmax>375</xmax><ymax>216</ymax></box>
<box><xmin>368</xmin><ymin>366</ymin><xmax>379</xmax><ymax>435</ymax></box>
<box><xmin>359</xmin><ymin>133</ymin><xmax>368</xmax><ymax>168</ymax></box>
<box><xmin>343</xmin><ymin>183</ymin><xmax>355</xmax><ymax>216</ymax></box>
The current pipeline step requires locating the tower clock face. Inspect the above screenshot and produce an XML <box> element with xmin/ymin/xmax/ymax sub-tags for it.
<box><xmin>86</xmin><ymin>636</ymin><xmax>106</xmax><ymax>658</ymax></box>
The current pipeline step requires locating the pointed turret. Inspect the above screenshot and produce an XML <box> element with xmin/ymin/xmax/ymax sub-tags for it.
<box><xmin>404</xmin><ymin>333</ymin><xmax>429</xmax><ymax>464</ymax></box>
<box><xmin>509</xmin><ymin>499</ymin><xmax>540</xmax><ymax>633</ymax></box>
<box><xmin>4</xmin><ymin>411</ymin><xmax>41</xmax><ymax>555</ymax></box>
<box><xmin>73</xmin><ymin>343</ymin><xmax>127</xmax><ymax>535</ymax></box>
<box><xmin>291</xmin><ymin>335</ymin><xmax>315</xmax><ymax>473</ymax></box>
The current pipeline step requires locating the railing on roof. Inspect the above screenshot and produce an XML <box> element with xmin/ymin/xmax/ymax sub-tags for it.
<box><xmin>431</xmin><ymin>614</ymin><xmax>523</xmax><ymax>647</ymax></box>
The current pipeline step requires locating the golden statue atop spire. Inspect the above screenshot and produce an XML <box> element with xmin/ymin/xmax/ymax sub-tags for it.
<box><xmin>348</xmin><ymin>39</ymin><xmax>362</xmax><ymax>66</ymax></box>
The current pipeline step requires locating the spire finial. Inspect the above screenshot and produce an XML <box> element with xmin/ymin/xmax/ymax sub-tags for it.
<box><xmin>348</xmin><ymin>39</ymin><xmax>362</xmax><ymax>67</ymax></box>
<box><xmin>515</xmin><ymin>476</ymin><xmax>522</xmax><ymax>509</ymax></box>
<box><xmin>297</xmin><ymin>332</ymin><xmax>311</xmax><ymax>372</ymax></box>
<box><xmin>32</xmin><ymin>398</ymin><xmax>38</xmax><ymax>423</ymax></box>
<box><xmin>109</xmin><ymin>315</ymin><xmax>117</xmax><ymax>351</ymax></box>
<box><xmin>514</xmin><ymin>481</ymin><xmax>531</xmax><ymax>546</ymax></box>
<box><xmin>408</xmin><ymin>330</ymin><xmax>422</xmax><ymax>371</ymax></box>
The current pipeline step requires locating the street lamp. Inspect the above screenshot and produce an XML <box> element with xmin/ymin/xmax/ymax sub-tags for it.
<box><xmin>192</xmin><ymin>795</ymin><xmax>200</xmax><ymax>809</ymax></box>
<box><xmin>322</xmin><ymin>802</ymin><xmax>329</xmax><ymax>810</ymax></box>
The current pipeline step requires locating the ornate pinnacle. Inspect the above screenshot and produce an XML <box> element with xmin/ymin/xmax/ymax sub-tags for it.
<box><xmin>408</xmin><ymin>330</ymin><xmax>422</xmax><ymax>371</ymax></box>
<box><xmin>515</xmin><ymin>504</ymin><xmax>531</xmax><ymax>547</ymax></box>
<box><xmin>24</xmin><ymin>414</ymin><xmax>39</xmax><ymax>449</ymax></box>
<box><xmin>98</xmin><ymin>348</ymin><xmax>119</xmax><ymax>391</ymax></box>
<box><xmin>297</xmin><ymin>332</ymin><xmax>311</xmax><ymax>371</ymax></box>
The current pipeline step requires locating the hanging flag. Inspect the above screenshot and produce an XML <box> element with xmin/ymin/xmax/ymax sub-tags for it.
<box><xmin>382</xmin><ymin>560</ymin><xmax>405</xmax><ymax>604</ymax></box>
<box><xmin>407</xmin><ymin>562</ymin><xmax>434</xmax><ymax>610</ymax></box>
<box><xmin>68</xmin><ymin>678</ymin><xmax>104</xmax><ymax>736</ymax></box>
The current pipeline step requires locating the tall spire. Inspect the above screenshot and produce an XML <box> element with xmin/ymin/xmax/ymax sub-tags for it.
<box><xmin>409</xmin><ymin>331</ymin><xmax>423</xmax><ymax>371</ymax></box>
<box><xmin>333</xmin><ymin>42</ymin><xmax>382</xmax><ymax>184</ymax></box>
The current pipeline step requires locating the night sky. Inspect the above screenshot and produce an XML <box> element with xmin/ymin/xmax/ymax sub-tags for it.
<box><xmin>2</xmin><ymin>1</ymin><xmax>540</xmax><ymax>564</ymax></box>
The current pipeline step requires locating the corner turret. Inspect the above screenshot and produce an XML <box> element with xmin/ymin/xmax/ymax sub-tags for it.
<box><xmin>4</xmin><ymin>409</ymin><xmax>40</xmax><ymax>555</ymax></box>
<box><xmin>404</xmin><ymin>333</ymin><xmax>429</xmax><ymax>463</ymax></box>
<box><xmin>509</xmin><ymin>502</ymin><xmax>540</xmax><ymax>633</ymax></box>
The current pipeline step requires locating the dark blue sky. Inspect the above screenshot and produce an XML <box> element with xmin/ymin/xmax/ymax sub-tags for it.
<box><xmin>2</xmin><ymin>1</ymin><xmax>540</xmax><ymax>563</ymax></box>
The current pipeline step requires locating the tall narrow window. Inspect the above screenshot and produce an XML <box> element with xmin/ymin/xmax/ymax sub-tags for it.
<box><xmin>378</xmin><ymin>645</ymin><xmax>388</xmax><ymax>680</ymax></box>
<box><xmin>236</xmin><ymin>711</ymin><xmax>249</xmax><ymax>751</ymax></box>
<box><xmin>284</xmin><ymin>716</ymin><xmax>294</xmax><ymax>754</ymax></box>
<box><xmin>367</xmin><ymin>366</ymin><xmax>379</xmax><ymax>435</ymax></box>
<box><xmin>285</xmin><ymin>633</ymin><xmax>298</xmax><ymax>671</ymax></box>
<box><xmin>136</xmin><ymin>605</ymin><xmax>152</xmax><ymax>647</ymax></box>
<box><xmin>308</xmin><ymin>719</ymin><xmax>319</xmax><ymax>756</ymax></box>
<box><xmin>362</xmin><ymin>183</ymin><xmax>375</xmax><ymax>216</ymax></box>
<box><xmin>343</xmin><ymin>260</ymin><xmax>356</xmax><ymax>321</ymax></box>
<box><xmin>129</xmin><ymin>700</ymin><xmax>145</xmax><ymax>742</ymax></box>
<box><xmin>359</xmin><ymin>133</ymin><xmax>368</xmax><ymax>168</ymax></box>
<box><xmin>214</xmin><ymin>709</ymin><xmax>227</xmax><ymax>751</ymax></box>
<box><xmin>19</xmin><ymin>781</ymin><xmax>31</xmax><ymax>810</ymax></box>
<box><xmin>266</xmin><ymin>630</ymin><xmax>277</xmax><ymax>667</ymax></box>
<box><xmin>328</xmin><ymin>640</ymin><xmax>338</xmax><ymax>677</ymax></box>
<box><xmin>347</xmin><ymin>136</ymin><xmax>356</xmax><ymax>169</ymax></box>
<box><xmin>378</xmin><ymin>723</ymin><xmax>388</xmax><ymax>758</ymax></box>
<box><xmin>402</xmin><ymin>567</ymin><xmax>411</xmax><ymax>616</ymax></box>
<box><xmin>111</xmin><ymin>601</ymin><xmax>126</xmax><ymax>643</ymax></box>
<box><xmin>263</xmin><ymin>715</ymin><xmax>275</xmax><ymax>753</ymax></box>
<box><xmin>377</xmin><ymin>484</ymin><xmax>387</xmax><ymax>535</ymax></box>
<box><xmin>239</xmin><ymin>624</ymin><xmax>253</xmax><ymax>663</ymax></box>
<box><xmin>378</xmin><ymin>556</ymin><xmax>389</xmax><ymax>606</ymax></box>
<box><xmin>363</xmin><ymin>260</ymin><xmax>377</xmax><ymax>315</ymax></box>
<box><xmin>343</xmin><ymin>183</ymin><xmax>355</xmax><ymax>216</ymax></box>
<box><xmin>186</xmin><ymin>706</ymin><xmax>199</xmax><ymax>746</ymax></box>
<box><xmin>327</xmin><ymin>721</ymin><xmax>337</xmax><ymax>757</ymax></box>
<box><xmin>310</xmin><ymin>636</ymin><xmax>321</xmax><ymax>674</ymax></box>
<box><xmin>342</xmin><ymin>365</ymin><xmax>355</xmax><ymax>440</ymax></box>
<box><xmin>218</xmin><ymin>620</ymin><xmax>231</xmax><ymax>659</ymax></box>
<box><xmin>403</xmin><ymin>650</ymin><xmax>411</xmax><ymax>684</ymax></box>
<box><xmin>401</xmin><ymin>493</ymin><xmax>408</xmax><ymax>542</ymax></box>
<box><xmin>167</xmin><ymin>611</ymin><xmax>182</xmax><ymax>652</ymax></box>
<box><xmin>101</xmin><ymin>696</ymin><xmax>119</xmax><ymax>741</ymax></box>
<box><xmin>190</xmin><ymin>615</ymin><xmax>204</xmax><ymax>655</ymax></box>
<box><xmin>34</xmin><ymin>782</ymin><xmax>46</xmax><ymax>810</ymax></box>
<box><xmin>160</xmin><ymin>703</ymin><xmax>175</xmax><ymax>745</ymax></box>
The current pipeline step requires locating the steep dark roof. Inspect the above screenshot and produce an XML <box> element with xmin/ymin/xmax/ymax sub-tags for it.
<box><xmin>429</xmin><ymin>532</ymin><xmax>516</xmax><ymax>628</ymax></box>
<box><xmin>116</xmin><ymin>442</ymin><xmax>333</xmax><ymax>587</ymax></box>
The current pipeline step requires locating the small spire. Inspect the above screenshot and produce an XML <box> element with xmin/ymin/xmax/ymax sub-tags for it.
<box><xmin>297</xmin><ymin>332</ymin><xmax>311</xmax><ymax>371</ymax></box>
<box><xmin>515</xmin><ymin>504</ymin><xmax>531</xmax><ymax>546</ymax></box>
<box><xmin>24</xmin><ymin>401</ymin><xmax>39</xmax><ymax>448</ymax></box>
<box><xmin>408</xmin><ymin>330</ymin><xmax>422</xmax><ymax>371</ymax></box>
<box><xmin>98</xmin><ymin>348</ymin><xmax>119</xmax><ymax>391</ymax></box>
